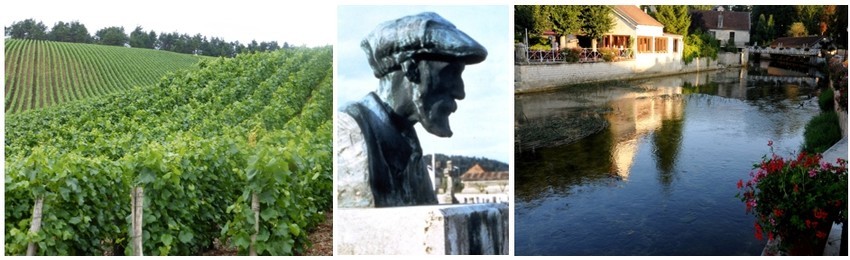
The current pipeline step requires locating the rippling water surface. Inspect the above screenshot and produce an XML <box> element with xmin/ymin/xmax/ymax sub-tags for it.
<box><xmin>515</xmin><ymin>68</ymin><xmax>821</xmax><ymax>255</ymax></box>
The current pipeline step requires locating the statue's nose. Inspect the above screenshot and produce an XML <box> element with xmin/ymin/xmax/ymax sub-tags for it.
<box><xmin>451</xmin><ymin>80</ymin><xmax>465</xmax><ymax>100</ymax></box>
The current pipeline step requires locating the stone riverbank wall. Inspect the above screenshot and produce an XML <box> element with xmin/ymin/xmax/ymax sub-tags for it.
<box><xmin>516</xmin><ymin>52</ymin><xmax>746</xmax><ymax>93</ymax></box>
<box><xmin>336</xmin><ymin>203</ymin><xmax>509</xmax><ymax>255</ymax></box>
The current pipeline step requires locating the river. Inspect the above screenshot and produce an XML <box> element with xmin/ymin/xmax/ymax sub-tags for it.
<box><xmin>514</xmin><ymin>66</ymin><xmax>822</xmax><ymax>255</ymax></box>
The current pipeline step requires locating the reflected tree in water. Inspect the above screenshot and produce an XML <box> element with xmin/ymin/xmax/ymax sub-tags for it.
<box><xmin>653</xmin><ymin>116</ymin><xmax>685</xmax><ymax>191</ymax></box>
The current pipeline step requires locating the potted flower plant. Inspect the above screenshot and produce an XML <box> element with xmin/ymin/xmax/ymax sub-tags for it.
<box><xmin>737</xmin><ymin>141</ymin><xmax>848</xmax><ymax>255</ymax></box>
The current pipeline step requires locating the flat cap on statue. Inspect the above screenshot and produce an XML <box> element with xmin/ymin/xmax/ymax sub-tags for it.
<box><xmin>361</xmin><ymin>12</ymin><xmax>488</xmax><ymax>78</ymax></box>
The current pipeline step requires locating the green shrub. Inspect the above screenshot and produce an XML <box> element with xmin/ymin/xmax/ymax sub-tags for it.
<box><xmin>723</xmin><ymin>37</ymin><xmax>738</xmax><ymax>53</ymax></box>
<box><xmin>599</xmin><ymin>47</ymin><xmax>618</xmax><ymax>62</ymax></box>
<box><xmin>818</xmin><ymin>88</ymin><xmax>835</xmax><ymax>112</ymax></box>
<box><xmin>561</xmin><ymin>48</ymin><xmax>582</xmax><ymax>62</ymax></box>
<box><xmin>683</xmin><ymin>30</ymin><xmax>720</xmax><ymax>64</ymax></box>
<box><xmin>529</xmin><ymin>43</ymin><xmax>551</xmax><ymax>51</ymax></box>
<box><xmin>803</xmin><ymin>111</ymin><xmax>842</xmax><ymax>153</ymax></box>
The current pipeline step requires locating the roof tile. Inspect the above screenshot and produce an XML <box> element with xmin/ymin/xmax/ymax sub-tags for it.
<box><xmin>691</xmin><ymin>10</ymin><xmax>750</xmax><ymax>31</ymax></box>
<box><xmin>613</xmin><ymin>5</ymin><xmax>663</xmax><ymax>27</ymax></box>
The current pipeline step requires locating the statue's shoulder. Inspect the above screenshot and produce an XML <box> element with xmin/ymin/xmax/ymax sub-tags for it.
<box><xmin>339</xmin><ymin>92</ymin><xmax>382</xmax><ymax>117</ymax></box>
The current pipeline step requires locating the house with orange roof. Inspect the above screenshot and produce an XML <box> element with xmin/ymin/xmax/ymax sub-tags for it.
<box><xmin>459</xmin><ymin>164</ymin><xmax>509</xmax><ymax>197</ymax></box>
<box><xmin>607</xmin><ymin>5</ymin><xmax>683</xmax><ymax>62</ymax></box>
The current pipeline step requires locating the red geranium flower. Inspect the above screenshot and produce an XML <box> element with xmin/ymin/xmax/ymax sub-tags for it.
<box><xmin>814</xmin><ymin>208</ymin><xmax>828</xmax><ymax>220</ymax></box>
<box><xmin>805</xmin><ymin>219</ymin><xmax>818</xmax><ymax>229</ymax></box>
<box><xmin>737</xmin><ymin>144</ymin><xmax>848</xmax><ymax>252</ymax></box>
<box><xmin>773</xmin><ymin>208</ymin><xmax>783</xmax><ymax>217</ymax></box>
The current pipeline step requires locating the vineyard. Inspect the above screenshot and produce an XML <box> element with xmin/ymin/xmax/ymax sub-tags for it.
<box><xmin>4</xmin><ymin>47</ymin><xmax>333</xmax><ymax>255</ymax></box>
<box><xmin>4</xmin><ymin>39</ymin><xmax>205</xmax><ymax>114</ymax></box>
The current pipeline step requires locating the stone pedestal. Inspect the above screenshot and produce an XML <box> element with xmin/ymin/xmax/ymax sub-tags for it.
<box><xmin>336</xmin><ymin>203</ymin><xmax>509</xmax><ymax>255</ymax></box>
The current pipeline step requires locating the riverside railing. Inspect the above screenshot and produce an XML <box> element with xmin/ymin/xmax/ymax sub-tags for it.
<box><xmin>519</xmin><ymin>48</ymin><xmax>634</xmax><ymax>63</ymax></box>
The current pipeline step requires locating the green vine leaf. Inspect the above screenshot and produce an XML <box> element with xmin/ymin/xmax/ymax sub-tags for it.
<box><xmin>178</xmin><ymin>230</ymin><xmax>193</xmax><ymax>243</ymax></box>
<box><xmin>160</xmin><ymin>234</ymin><xmax>174</xmax><ymax>246</ymax></box>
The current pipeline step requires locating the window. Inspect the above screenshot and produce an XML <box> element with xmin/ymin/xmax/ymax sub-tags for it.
<box><xmin>638</xmin><ymin>36</ymin><xmax>651</xmax><ymax>53</ymax></box>
<box><xmin>673</xmin><ymin>39</ymin><xmax>679</xmax><ymax>53</ymax></box>
<box><xmin>729</xmin><ymin>32</ymin><xmax>736</xmax><ymax>44</ymax></box>
<box><xmin>655</xmin><ymin>37</ymin><xmax>668</xmax><ymax>53</ymax></box>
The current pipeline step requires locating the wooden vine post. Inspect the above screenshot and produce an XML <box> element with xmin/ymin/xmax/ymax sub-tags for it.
<box><xmin>131</xmin><ymin>186</ymin><xmax>144</xmax><ymax>256</ymax></box>
<box><xmin>26</xmin><ymin>198</ymin><xmax>44</xmax><ymax>256</ymax></box>
<box><xmin>249</xmin><ymin>130</ymin><xmax>260</xmax><ymax>256</ymax></box>
<box><xmin>250</xmin><ymin>193</ymin><xmax>260</xmax><ymax>256</ymax></box>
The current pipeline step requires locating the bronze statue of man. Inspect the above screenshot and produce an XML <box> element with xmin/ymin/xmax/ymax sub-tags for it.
<box><xmin>336</xmin><ymin>12</ymin><xmax>487</xmax><ymax>208</ymax></box>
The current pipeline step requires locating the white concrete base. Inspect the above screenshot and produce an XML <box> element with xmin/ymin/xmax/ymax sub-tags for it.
<box><xmin>824</xmin><ymin>222</ymin><xmax>843</xmax><ymax>256</ymax></box>
<box><xmin>336</xmin><ymin>203</ymin><xmax>509</xmax><ymax>255</ymax></box>
<box><xmin>762</xmin><ymin>222</ymin><xmax>844</xmax><ymax>256</ymax></box>
<box><xmin>822</xmin><ymin>137</ymin><xmax>847</xmax><ymax>165</ymax></box>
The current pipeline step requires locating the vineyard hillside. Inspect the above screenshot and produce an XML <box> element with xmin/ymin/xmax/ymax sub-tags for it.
<box><xmin>5</xmin><ymin>47</ymin><xmax>332</xmax><ymax>256</ymax></box>
<box><xmin>4</xmin><ymin>39</ymin><xmax>206</xmax><ymax>114</ymax></box>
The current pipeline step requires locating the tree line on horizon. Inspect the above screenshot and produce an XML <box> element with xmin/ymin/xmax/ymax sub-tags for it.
<box><xmin>423</xmin><ymin>154</ymin><xmax>510</xmax><ymax>174</ymax></box>
<box><xmin>5</xmin><ymin>18</ymin><xmax>293</xmax><ymax>57</ymax></box>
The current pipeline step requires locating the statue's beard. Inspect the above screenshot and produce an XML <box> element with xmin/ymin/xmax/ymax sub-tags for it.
<box><xmin>418</xmin><ymin>98</ymin><xmax>457</xmax><ymax>137</ymax></box>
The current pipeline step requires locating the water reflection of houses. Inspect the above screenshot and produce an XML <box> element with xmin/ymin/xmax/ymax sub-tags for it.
<box><xmin>605</xmin><ymin>84</ymin><xmax>684</xmax><ymax>180</ymax></box>
<box><xmin>680</xmin><ymin>70</ymin><xmax>749</xmax><ymax>100</ymax></box>
<box><xmin>516</xmin><ymin>68</ymin><xmax>818</xmax><ymax>204</ymax></box>
<box><xmin>748</xmin><ymin>59</ymin><xmax>822</xmax><ymax>87</ymax></box>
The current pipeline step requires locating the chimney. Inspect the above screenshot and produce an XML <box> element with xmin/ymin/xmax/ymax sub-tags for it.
<box><xmin>718</xmin><ymin>14</ymin><xmax>724</xmax><ymax>28</ymax></box>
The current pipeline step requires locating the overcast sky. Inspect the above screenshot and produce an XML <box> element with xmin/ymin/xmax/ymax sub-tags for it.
<box><xmin>1</xmin><ymin>0</ymin><xmax>335</xmax><ymax>47</ymax></box>
<box><xmin>337</xmin><ymin>5</ymin><xmax>512</xmax><ymax>164</ymax></box>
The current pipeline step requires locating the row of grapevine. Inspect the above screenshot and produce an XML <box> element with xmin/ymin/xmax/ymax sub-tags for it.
<box><xmin>3</xmin><ymin>39</ymin><xmax>205</xmax><ymax>114</ymax></box>
<box><xmin>5</xmin><ymin>47</ymin><xmax>333</xmax><ymax>255</ymax></box>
